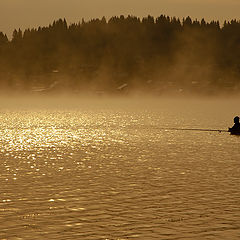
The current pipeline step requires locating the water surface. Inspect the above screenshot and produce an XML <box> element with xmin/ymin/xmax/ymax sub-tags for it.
<box><xmin>0</xmin><ymin>98</ymin><xmax>240</xmax><ymax>239</ymax></box>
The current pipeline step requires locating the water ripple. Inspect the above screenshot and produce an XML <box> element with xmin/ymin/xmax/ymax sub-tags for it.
<box><xmin>0</xmin><ymin>103</ymin><xmax>239</xmax><ymax>239</ymax></box>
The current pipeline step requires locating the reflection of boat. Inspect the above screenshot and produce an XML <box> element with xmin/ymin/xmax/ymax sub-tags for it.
<box><xmin>228</xmin><ymin>128</ymin><xmax>240</xmax><ymax>135</ymax></box>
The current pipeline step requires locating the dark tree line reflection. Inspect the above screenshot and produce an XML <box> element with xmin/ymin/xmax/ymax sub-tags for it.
<box><xmin>0</xmin><ymin>15</ymin><xmax>240</xmax><ymax>95</ymax></box>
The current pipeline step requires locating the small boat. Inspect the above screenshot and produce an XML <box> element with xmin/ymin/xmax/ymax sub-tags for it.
<box><xmin>228</xmin><ymin>128</ymin><xmax>240</xmax><ymax>135</ymax></box>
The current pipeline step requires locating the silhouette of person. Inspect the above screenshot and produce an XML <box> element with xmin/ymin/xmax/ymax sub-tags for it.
<box><xmin>229</xmin><ymin>116</ymin><xmax>240</xmax><ymax>133</ymax></box>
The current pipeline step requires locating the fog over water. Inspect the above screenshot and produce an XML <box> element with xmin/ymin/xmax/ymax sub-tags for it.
<box><xmin>2</xmin><ymin>16</ymin><xmax>240</xmax><ymax>96</ymax></box>
<box><xmin>0</xmin><ymin>97</ymin><xmax>239</xmax><ymax>239</ymax></box>
<box><xmin>1</xmin><ymin>3</ymin><xmax>240</xmax><ymax>239</ymax></box>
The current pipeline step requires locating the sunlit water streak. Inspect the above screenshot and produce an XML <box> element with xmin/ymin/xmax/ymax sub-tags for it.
<box><xmin>0</xmin><ymin>99</ymin><xmax>240</xmax><ymax>239</ymax></box>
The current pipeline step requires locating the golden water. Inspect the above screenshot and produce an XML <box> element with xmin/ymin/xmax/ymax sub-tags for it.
<box><xmin>0</xmin><ymin>98</ymin><xmax>240</xmax><ymax>239</ymax></box>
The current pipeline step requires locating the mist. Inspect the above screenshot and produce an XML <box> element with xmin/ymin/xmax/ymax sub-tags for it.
<box><xmin>0</xmin><ymin>15</ymin><xmax>240</xmax><ymax>97</ymax></box>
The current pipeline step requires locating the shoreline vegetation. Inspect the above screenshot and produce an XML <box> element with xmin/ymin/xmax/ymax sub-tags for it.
<box><xmin>1</xmin><ymin>15</ymin><xmax>240</xmax><ymax>96</ymax></box>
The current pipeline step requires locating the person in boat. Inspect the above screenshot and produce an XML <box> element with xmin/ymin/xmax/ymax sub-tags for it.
<box><xmin>229</xmin><ymin>116</ymin><xmax>240</xmax><ymax>133</ymax></box>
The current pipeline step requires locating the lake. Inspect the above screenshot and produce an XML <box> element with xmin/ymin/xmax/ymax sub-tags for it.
<box><xmin>0</xmin><ymin>97</ymin><xmax>240</xmax><ymax>239</ymax></box>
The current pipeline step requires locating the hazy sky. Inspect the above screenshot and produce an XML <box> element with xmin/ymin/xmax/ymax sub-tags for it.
<box><xmin>1</xmin><ymin>0</ymin><xmax>240</xmax><ymax>36</ymax></box>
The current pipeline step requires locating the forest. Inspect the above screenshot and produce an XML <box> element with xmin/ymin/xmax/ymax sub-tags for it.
<box><xmin>1</xmin><ymin>15</ymin><xmax>240</xmax><ymax>95</ymax></box>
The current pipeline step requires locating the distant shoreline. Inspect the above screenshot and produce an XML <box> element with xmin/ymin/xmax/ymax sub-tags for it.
<box><xmin>1</xmin><ymin>15</ymin><xmax>240</xmax><ymax>95</ymax></box>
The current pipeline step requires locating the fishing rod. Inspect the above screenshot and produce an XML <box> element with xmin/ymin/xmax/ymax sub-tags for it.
<box><xmin>160</xmin><ymin>127</ymin><xmax>229</xmax><ymax>133</ymax></box>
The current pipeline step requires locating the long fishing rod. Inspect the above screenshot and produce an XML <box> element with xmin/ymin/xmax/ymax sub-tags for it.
<box><xmin>160</xmin><ymin>127</ymin><xmax>229</xmax><ymax>133</ymax></box>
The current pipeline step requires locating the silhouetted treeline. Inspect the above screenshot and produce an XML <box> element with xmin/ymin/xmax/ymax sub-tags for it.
<box><xmin>1</xmin><ymin>15</ymin><xmax>240</xmax><ymax>95</ymax></box>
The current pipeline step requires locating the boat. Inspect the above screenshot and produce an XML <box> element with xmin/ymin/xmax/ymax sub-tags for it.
<box><xmin>228</xmin><ymin>128</ymin><xmax>240</xmax><ymax>135</ymax></box>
